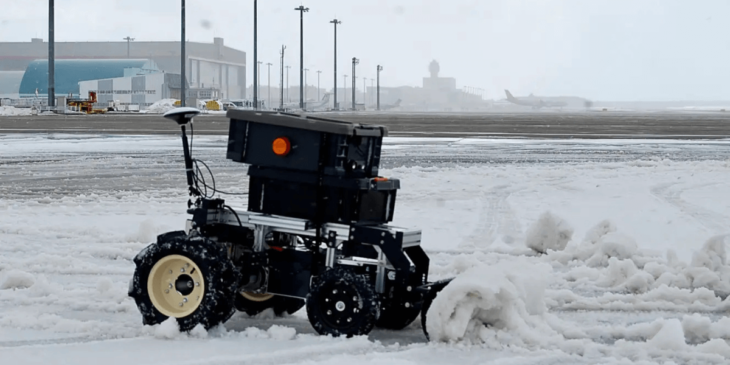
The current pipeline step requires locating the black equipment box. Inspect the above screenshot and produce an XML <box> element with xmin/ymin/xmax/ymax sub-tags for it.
<box><xmin>226</xmin><ymin>110</ymin><xmax>387</xmax><ymax>178</ymax></box>
<box><xmin>247</xmin><ymin>167</ymin><xmax>399</xmax><ymax>224</ymax></box>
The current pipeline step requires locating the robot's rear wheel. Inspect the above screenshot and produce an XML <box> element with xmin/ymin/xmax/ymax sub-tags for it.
<box><xmin>128</xmin><ymin>232</ymin><xmax>240</xmax><ymax>331</ymax></box>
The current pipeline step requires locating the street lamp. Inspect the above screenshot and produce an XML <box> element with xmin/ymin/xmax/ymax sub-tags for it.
<box><xmin>370</xmin><ymin>78</ymin><xmax>375</xmax><ymax>107</ymax></box>
<box><xmin>285</xmin><ymin>65</ymin><xmax>291</xmax><ymax>102</ymax></box>
<box><xmin>295</xmin><ymin>5</ymin><xmax>309</xmax><ymax>109</ymax></box>
<box><xmin>280</xmin><ymin>46</ymin><xmax>286</xmax><ymax>110</ymax></box>
<box><xmin>48</xmin><ymin>0</ymin><xmax>55</xmax><ymax>107</ymax></box>
<box><xmin>266</xmin><ymin>62</ymin><xmax>272</xmax><ymax>109</ymax></box>
<box><xmin>253</xmin><ymin>0</ymin><xmax>258</xmax><ymax>108</ymax></box>
<box><xmin>304</xmin><ymin>68</ymin><xmax>309</xmax><ymax>102</ymax></box>
<box><xmin>316</xmin><ymin>70</ymin><xmax>322</xmax><ymax>102</ymax></box>
<box><xmin>362</xmin><ymin>77</ymin><xmax>366</xmax><ymax>108</ymax></box>
<box><xmin>123</xmin><ymin>36</ymin><xmax>135</xmax><ymax>58</ymax></box>
<box><xmin>351</xmin><ymin>57</ymin><xmax>359</xmax><ymax>110</ymax></box>
<box><xmin>181</xmin><ymin>0</ymin><xmax>186</xmax><ymax>107</ymax></box>
<box><xmin>377</xmin><ymin>65</ymin><xmax>383</xmax><ymax>111</ymax></box>
<box><xmin>257</xmin><ymin>61</ymin><xmax>262</xmax><ymax>107</ymax></box>
<box><xmin>330</xmin><ymin>18</ymin><xmax>341</xmax><ymax>110</ymax></box>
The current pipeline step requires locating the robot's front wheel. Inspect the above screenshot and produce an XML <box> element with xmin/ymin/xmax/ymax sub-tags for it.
<box><xmin>128</xmin><ymin>233</ymin><xmax>240</xmax><ymax>331</ymax></box>
<box><xmin>306</xmin><ymin>267</ymin><xmax>380</xmax><ymax>337</ymax></box>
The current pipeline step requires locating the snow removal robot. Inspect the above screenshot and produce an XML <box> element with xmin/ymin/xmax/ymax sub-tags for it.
<box><xmin>128</xmin><ymin>108</ymin><xmax>451</xmax><ymax>337</ymax></box>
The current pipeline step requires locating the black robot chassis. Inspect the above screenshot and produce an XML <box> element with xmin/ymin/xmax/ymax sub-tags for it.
<box><xmin>128</xmin><ymin>107</ymin><xmax>452</xmax><ymax>338</ymax></box>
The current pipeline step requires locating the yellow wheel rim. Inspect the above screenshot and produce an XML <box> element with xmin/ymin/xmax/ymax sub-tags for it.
<box><xmin>147</xmin><ymin>254</ymin><xmax>205</xmax><ymax>318</ymax></box>
<box><xmin>241</xmin><ymin>292</ymin><xmax>275</xmax><ymax>302</ymax></box>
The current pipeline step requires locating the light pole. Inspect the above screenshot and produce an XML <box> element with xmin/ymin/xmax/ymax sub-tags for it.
<box><xmin>344</xmin><ymin>74</ymin><xmax>348</xmax><ymax>107</ymax></box>
<box><xmin>316</xmin><ymin>70</ymin><xmax>321</xmax><ymax>102</ymax></box>
<box><xmin>368</xmin><ymin>79</ymin><xmax>375</xmax><ymax>106</ymax></box>
<box><xmin>48</xmin><ymin>0</ymin><xmax>55</xmax><ymax>107</ymax></box>
<box><xmin>253</xmin><ymin>0</ymin><xmax>258</xmax><ymax>108</ymax></box>
<box><xmin>377</xmin><ymin>65</ymin><xmax>383</xmax><ymax>111</ymax></box>
<box><xmin>266</xmin><ymin>62</ymin><xmax>272</xmax><ymax>109</ymax></box>
<box><xmin>330</xmin><ymin>19</ymin><xmax>341</xmax><ymax>110</ymax></box>
<box><xmin>257</xmin><ymin>61</ymin><xmax>262</xmax><ymax>107</ymax></box>
<box><xmin>123</xmin><ymin>37</ymin><xmax>135</xmax><ymax>58</ymax></box>
<box><xmin>362</xmin><ymin>77</ymin><xmax>366</xmax><ymax>108</ymax></box>
<box><xmin>295</xmin><ymin>5</ymin><xmax>309</xmax><ymax>109</ymax></box>
<box><xmin>181</xmin><ymin>0</ymin><xmax>186</xmax><ymax>107</ymax></box>
<box><xmin>285</xmin><ymin>65</ymin><xmax>291</xmax><ymax>102</ymax></box>
<box><xmin>304</xmin><ymin>68</ymin><xmax>309</xmax><ymax>102</ymax></box>
<box><xmin>351</xmin><ymin>58</ymin><xmax>359</xmax><ymax>110</ymax></box>
<box><xmin>280</xmin><ymin>46</ymin><xmax>285</xmax><ymax>110</ymax></box>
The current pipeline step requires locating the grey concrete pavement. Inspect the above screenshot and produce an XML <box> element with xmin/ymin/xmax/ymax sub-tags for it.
<box><xmin>1</xmin><ymin>111</ymin><xmax>729</xmax><ymax>138</ymax></box>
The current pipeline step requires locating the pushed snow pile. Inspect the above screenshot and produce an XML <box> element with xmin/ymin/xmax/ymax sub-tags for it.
<box><xmin>0</xmin><ymin>269</ymin><xmax>35</xmax><ymax>289</ymax></box>
<box><xmin>154</xmin><ymin>317</ymin><xmax>185</xmax><ymax>339</ymax></box>
<box><xmin>582</xmin><ymin>219</ymin><xmax>617</xmax><ymax>247</ymax></box>
<box><xmin>426</xmin><ymin>259</ymin><xmax>559</xmax><ymax>346</ymax></box>
<box><xmin>146</xmin><ymin>99</ymin><xmax>177</xmax><ymax>114</ymax></box>
<box><xmin>596</xmin><ymin>257</ymin><xmax>654</xmax><ymax>293</ymax></box>
<box><xmin>240</xmin><ymin>325</ymin><xmax>298</xmax><ymax>340</ymax></box>
<box><xmin>549</xmin><ymin>220</ymin><xmax>639</xmax><ymax>268</ymax></box>
<box><xmin>646</xmin><ymin>319</ymin><xmax>687</xmax><ymax>351</ymax></box>
<box><xmin>687</xmin><ymin>235</ymin><xmax>730</xmax><ymax>295</ymax></box>
<box><xmin>126</xmin><ymin>219</ymin><xmax>167</xmax><ymax>243</ymax></box>
<box><xmin>525</xmin><ymin>211</ymin><xmax>573</xmax><ymax>254</ymax></box>
<box><xmin>0</xmin><ymin>106</ymin><xmax>32</xmax><ymax>116</ymax></box>
<box><xmin>154</xmin><ymin>318</ymin><xmax>208</xmax><ymax>339</ymax></box>
<box><xmin>585</xmin><ymin>232</ymin><xmax>639</xmax><ymax>267</ymax></box>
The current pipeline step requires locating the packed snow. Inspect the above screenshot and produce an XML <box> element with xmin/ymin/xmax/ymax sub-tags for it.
<box><xmin>0</xmin><ymin>106</ymin><xmax>32</xmax><ymax>116</ymax></box>
<box><xmin>143</xmin><ymin>98</ymin><xmax>177</xmax><ymax>114</ymax></box>
<box><xmin>1</xmin><ymin>134</ymin><xmax>730</xmax><ymax>364</ymax></box>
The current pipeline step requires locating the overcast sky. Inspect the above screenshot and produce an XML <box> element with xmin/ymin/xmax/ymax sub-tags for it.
<box><xmin>1</xmin><ymin>0</ymin><xmax>729</xmax><ymax>101</ymax></box>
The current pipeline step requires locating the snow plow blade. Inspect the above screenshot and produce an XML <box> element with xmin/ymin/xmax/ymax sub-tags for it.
<box><xmin>417</xmin><ymin>278</ymin><xmax>454</xmax><ymax>340</ymax></box>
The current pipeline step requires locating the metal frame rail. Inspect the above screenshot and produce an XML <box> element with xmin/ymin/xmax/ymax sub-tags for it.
<box><xmin>185</xmin><ymin>206</ymin><xmax>424</xmax><ymax>295</ymax></box>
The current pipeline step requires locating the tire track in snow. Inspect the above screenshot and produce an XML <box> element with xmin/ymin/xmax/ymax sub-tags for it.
<box><xmin>0</xmin><ymin>335</ymin><xmax>99</xmax><ymax>348</ymax></box>
<box><xmin>459</xmin><ymin>184</ymin><xmax>523</xmax><ymax>250</ymax></box>
<box><xmin>650</xmin><ymin>182</ymin><xmax>729</xmax><ymax>233</ymax></box>
<box><xmin>458</xmin><ymin>174</ymin><xmax>576</xmax><ymax>251</ymax></box>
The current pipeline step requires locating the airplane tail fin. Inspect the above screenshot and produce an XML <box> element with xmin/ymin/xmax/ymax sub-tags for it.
<box><xmin>505</xmin><ymin>90</ymin><xmax>516</xmax><ymax>101</ymax></box>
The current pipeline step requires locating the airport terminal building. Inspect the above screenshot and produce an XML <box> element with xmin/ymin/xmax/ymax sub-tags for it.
<box><xmin>0</xmin><ymin>37</ymin><xmax>246</xmax><ymax>101</ymax></box>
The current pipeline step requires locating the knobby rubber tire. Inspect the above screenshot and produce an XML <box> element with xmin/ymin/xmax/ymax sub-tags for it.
<box><xmin>306</xmin><ymin>267</ymin><xmax>380</xmax><ymax>337</ymax></box>
<box><xmin>128</xmin><ymin>231</ymin><xmax>240</xmax><ymax>331</ymax></box>
<box><xmin>234</xmin><ymin>294</ymin><xmax>306</xmax><ymax>317</ymax></box>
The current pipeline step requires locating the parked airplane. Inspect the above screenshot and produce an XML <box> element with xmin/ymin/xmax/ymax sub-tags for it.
<box><xmin>379</xmin><ymin>99</ymin><xmax>401</xmax><ymax>111</ymax></box>
<box><xmin>504</xmin><ymin>90</ymin><xmax>568</xmax><ymax>109</ymax></box>
<box><xmin>282</xmin><ymin>93</ymin><xmax>332</xmax><ymax>111</ymax></box>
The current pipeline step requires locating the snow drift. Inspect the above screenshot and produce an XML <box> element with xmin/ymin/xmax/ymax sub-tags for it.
<box><xmin>525</xmin><ymin>211</ymin><xmax>573</xmax><ymax>254</ymax></box>
<box><xmin>145</xmin><ymin>99</ymin><xmax>177</xmax><ymax>114</ymax></box>
<box><xmin>0</xmin><ymin>106</ymin><xmax>32</xmax><ymax>116</ymax></box>
<box><xmin>425</xmin><ymin>259</ymin><xmax>559</xmax><ymax>347</ymax></box>
<box><xmin>0</xmin><ymin>269</ymin><xmax>35</xmax><ymax>289</ymax></box>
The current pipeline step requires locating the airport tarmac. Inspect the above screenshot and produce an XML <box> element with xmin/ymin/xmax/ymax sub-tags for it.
<box><xmin>1</xmin><ymin>110</ymin><xmax>729</xmax><ymax>138</ymax></box>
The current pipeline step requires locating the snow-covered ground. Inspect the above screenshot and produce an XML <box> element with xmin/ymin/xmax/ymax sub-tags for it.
<box><xmin>1</xmin><ymin>134</ymin><xmax>730</xmax><ymax>364</ymax></box>
<box><xmin>0</xmin><ymin>106</ymin><xmax>32</xmax><ymax>116</ymax></box>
